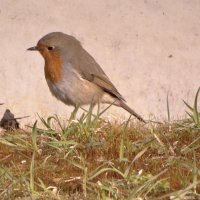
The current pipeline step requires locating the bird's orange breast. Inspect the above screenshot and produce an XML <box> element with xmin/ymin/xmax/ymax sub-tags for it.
<box><xmin>42</xmin><ymin>50</ymin><xmax>63</xmax><ymax>83</ymax></box>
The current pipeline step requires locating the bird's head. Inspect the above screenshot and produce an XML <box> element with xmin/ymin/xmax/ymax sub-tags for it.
<box><xmin>27</xmin><ymin>32</ymin><xmax>81</xmax><ymax>61</ymax></box>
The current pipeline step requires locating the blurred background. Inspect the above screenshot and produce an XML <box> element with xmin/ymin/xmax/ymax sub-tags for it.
<box><xmin>0</xmin><ymin>0</ymin><xmax>200</xmax><ymax>125</ymax></box>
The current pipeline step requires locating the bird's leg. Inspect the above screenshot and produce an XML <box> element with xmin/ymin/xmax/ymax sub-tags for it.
<box><xmin>87</xmin><ymin>98</ymin><xmax>96</xmax><ymax>116</ymax></box>
<box><xmin>80</xmin><ymin>97</ymin><xmax>97</xmax><ymax>116</ymax></box>
<box><xmin>69</xmin><ymin>104</ymin><xmax>80</xmax><ymax>122</ymax></box>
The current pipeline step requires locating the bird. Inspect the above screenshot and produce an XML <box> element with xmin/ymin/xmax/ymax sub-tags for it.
<box><xmin>27</xmin><ymin>32</ymin><xmax>145</xmax><ymax>122</ymax></box>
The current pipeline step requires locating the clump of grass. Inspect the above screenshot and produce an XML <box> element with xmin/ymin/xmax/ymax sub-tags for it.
<box><xmin>0</xmin><ymin>92</ymin><xmax>200</xmax><ymax>199</ymax></box>
<box><xmin>183</xmin><ymin>87</ymin><xmax>200</xmax><ymax>128</ymax></box>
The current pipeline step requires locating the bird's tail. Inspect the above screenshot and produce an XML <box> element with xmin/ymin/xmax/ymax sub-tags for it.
<box><xmin>119</xmin><ymin>101</ymin><xmax>146</xmax><ymax>123</ymax></box>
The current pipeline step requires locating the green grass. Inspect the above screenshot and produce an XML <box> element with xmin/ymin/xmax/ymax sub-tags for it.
<box><xmin>0</xmin><ymin>89</ymin><xmax>200</xmax><ymax>200</ymax></box>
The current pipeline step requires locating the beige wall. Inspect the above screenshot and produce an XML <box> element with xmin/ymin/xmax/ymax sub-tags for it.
<box><xmin>0</xmin><ymin>0</ymin><xmax>200</xmax><ymax>124</ymax></box>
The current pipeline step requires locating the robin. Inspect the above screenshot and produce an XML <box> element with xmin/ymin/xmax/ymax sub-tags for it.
<box><xmin>28</xmin><ymin>32</ymin><xmax>145</xmax><ymax>122</ymax></box>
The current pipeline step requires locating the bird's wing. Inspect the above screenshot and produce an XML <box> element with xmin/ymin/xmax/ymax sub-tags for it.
<box><xmin>85</xmin><ymin>73</ymin><xmax>125</xmax><ymax>101</ymax></box>
<box><xmin>75</xmin><ymin>48</ymin><xmax>125</xmax><ymax>101</ymax></box>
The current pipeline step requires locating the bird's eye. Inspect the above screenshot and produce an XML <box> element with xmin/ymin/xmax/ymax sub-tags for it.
<box><xmin>47</xmin><ymin>46</ymin><xmax>55</xmax><ymax>51</ymax></box>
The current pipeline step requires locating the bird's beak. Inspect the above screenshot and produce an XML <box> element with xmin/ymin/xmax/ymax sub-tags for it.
<box><xmin>27</xmin><ymin>46</ymin><xmax>38</xmax><ymax>51</ymax></box>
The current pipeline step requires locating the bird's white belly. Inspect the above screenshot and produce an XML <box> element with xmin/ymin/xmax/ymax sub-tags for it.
<box><xmin>46</xmin><ymin>68</ymin><xmax>104</xmax><ymax>106</ymax></box>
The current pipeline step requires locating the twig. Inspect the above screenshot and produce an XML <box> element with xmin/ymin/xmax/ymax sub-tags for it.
<box><xmin>3</xmin><ymin>115</ymin><xmax>30</xmax><ymax>121</ymax></box>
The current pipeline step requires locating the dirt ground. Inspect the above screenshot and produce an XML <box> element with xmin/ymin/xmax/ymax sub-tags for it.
<box><xmin>0</xmin><ymin>0</ymin><xmax>200</xmax><ymax>125</ymax></box>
